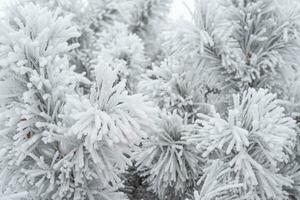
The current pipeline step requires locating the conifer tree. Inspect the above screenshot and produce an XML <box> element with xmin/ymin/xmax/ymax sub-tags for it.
<box><xmin>129</xmin><ymin>0</ymin><xmax>172</xmax><ymax>61</ymax></box>
<box><xmin>136</xmin><ymin>113</ymin><xmax>203</xmax><ymax>199</ymax></box>
<box><xmin>94</xmin><ymin>22</ymin><xmax>148</xmax><ymax>93</ymax></box>
<box><xmin>166</xmin><ymin>0</ymin><xmax>300</xmax><ymax>92</ymax></box>
<box><xmin>186</xmin><ymin>88</ymin><xmax>297</xmax><ymax>199</ymax></box>
<box><xmin>137</xmin><ymin>0</ymin><xmax>300</xmax><ymax>199</ymax></box>
<box><xmin>0</xmin><ymin>2</ymin><xmax>157</xmax><ymax>199</ymax></box>
<box><xmin>1</xmin><ymin>0</ymin><xmax>300</xmax><ymax>200</ymax></box>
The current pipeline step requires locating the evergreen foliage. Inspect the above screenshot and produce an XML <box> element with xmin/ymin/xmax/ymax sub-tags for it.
<box><xmin>136</xmin><ymin>113</ymin><xmax>203</xmax><ymax>199</ymax></box>
<box><xmin>94</xmin><ymin>22</ymin><xmax>148</xmax><ymax>92</ymax></box>
<box><xmin>1</xmin><ymin>0</ymin><xmax>300</xmax><ymax>200</ymax></box>
<box><xmin>187</xmin><ymin>88</ymin><xmax>297</xmax><ymax>199</ymax></box>
<box><xmin>0</xmin><ymin>2</ymin><xmax>156</xmax><ymax>199</ymax></box>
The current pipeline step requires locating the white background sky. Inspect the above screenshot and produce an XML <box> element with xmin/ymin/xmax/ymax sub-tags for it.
<box><xmin>169</xmin><ymin>0</ymin><xmax>194</xmax><ymax>21</ymax></box>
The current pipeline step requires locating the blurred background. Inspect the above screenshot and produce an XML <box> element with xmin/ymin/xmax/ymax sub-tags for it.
<box><xmin>0</xmin><ymin>0</ymin><xmax>194</xmax><ymax>21</ymax></box>
<box><xmin>169</xmin><ymin>0</ymin><xmax>193</xmax><ymax>21</ymax></box>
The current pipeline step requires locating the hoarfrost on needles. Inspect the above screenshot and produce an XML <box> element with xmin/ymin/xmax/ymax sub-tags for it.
<box><xmin>1</xmin><ymin>0</ymin><xmax>300</xmax><ymax>200</ymax></box>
